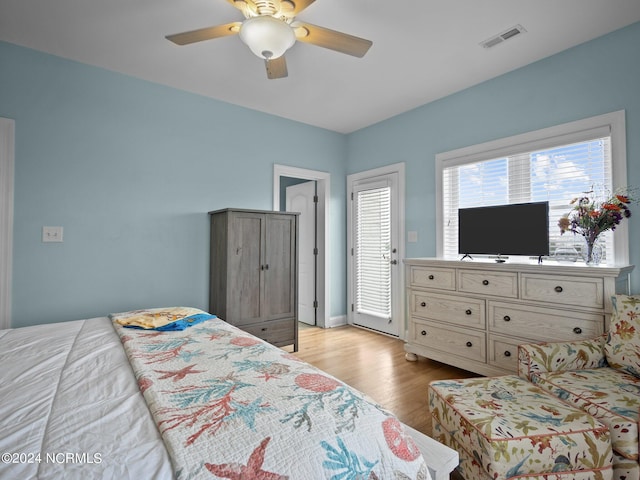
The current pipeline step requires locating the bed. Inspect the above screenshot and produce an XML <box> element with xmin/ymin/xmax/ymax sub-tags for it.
<box><xmin>0</xmin><ymin>308</ymin><xmax>457</xmax><ymax>479</ymax></box>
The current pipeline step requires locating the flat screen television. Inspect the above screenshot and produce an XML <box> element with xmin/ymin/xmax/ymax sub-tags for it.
<box><xmin>458</xmin><ymin>201</ymin><xmax>550</xmax><ymax>259</ymax></box>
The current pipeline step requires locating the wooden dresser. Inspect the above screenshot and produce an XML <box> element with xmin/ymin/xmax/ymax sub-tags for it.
<box><xmin>209</xmin><ymin>209</ymin><xmax>298</xmax><ymax>351</ymax></box>
<box><xmin>404</xmin><ymin>258</ymin><xmax>634</xmax><ymax>376</ymax></box>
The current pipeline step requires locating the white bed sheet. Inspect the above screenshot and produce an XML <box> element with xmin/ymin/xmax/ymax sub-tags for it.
<box><xmin>0</xmin><ymin>317</ymin><xmax>172</xmax><ymax>479</ymax></box>
<box><xmin>0</xmin><ymin>317</ymin><xmax>457</xmax><ymax>479</ymax></box>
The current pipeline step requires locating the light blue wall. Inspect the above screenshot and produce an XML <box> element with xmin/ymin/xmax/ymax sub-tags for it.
<box><xmin>3</xmin><ymin>21</ymin><xmax>640</xmax><ymax>328</ymax></box>
<box><xmin>0</xmin><ymin>41</ymin><xmax>347</xmax><ymax>327</ymax></box>
<box><xmin>347</xmin><ymin>21</ymin><xmax>640</xmax><ymax>292</ymax></box>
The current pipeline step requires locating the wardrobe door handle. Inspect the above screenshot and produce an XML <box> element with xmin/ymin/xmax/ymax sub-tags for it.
<box><xmin>420</xmin><ymin>302</ymin><xmax>427</xmax><ymax>307</ymax></box>
<box><xmin>466</xmin><ymin>341</ymin><xmax>473</xmax><ymax>348</ymax></box>
<box><xmin>421</xmin><ymin>330</ymin><xmax>427</xmax><ymax>336</ymax></box>
<box><xmin>573</xmin><ymin>327</ymin><xmax>582</xmax><ymax>334</ymax></box>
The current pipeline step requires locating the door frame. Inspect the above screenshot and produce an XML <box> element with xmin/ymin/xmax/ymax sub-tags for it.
<box><xmin>0</xmin><ymin>118</ymin><xmax>14</xmax><ymax>330</ymax></box>
<box><xmin>273</xmin><ymin>164</ymin><xmax>329</xmax><ymax>328</ymax></box>
<box><xmin>347</xmin><ymin>162</ymin><xmax>405</xmax><ymax>338</ymax></box>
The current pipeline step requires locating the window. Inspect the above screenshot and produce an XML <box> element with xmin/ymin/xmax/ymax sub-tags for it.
<box><xmin>436</xmin><ymin>111</ymin><xmax>628</xmax><ymax>264</ymax></box>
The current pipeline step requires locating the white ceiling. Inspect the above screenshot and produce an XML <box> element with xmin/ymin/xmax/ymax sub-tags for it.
<box><xmin>1</xmin><ymin>0</ymin><xmax>640</xmax><ymax>133</ymax></box>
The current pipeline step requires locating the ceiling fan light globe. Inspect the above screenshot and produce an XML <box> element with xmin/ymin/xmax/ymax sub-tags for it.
<box><xmin>239</xmin><ymin>15</ymin><xmax>295</xmax><ymax>60</ymax></box>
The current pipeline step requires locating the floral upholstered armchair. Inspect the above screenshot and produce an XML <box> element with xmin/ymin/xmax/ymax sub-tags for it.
<box><xmin>518</xmin><ymin>294</ymin><xmax>640</xmax><ymax>480</ymax></box>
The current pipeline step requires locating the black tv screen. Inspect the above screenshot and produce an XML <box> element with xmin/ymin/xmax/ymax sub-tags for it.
<box><xmin>458</xmin><ymin>202</ymin><xmax>550</xmax><ymax>257</ymax></box>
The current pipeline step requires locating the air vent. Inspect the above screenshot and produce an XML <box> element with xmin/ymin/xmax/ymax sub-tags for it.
<box><xmin>480</xmin><ymin>24</ymin><xmax>527</xmax><ymax>49</ymax></box>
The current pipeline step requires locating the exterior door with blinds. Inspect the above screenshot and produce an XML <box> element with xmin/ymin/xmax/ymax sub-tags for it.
<box><xmin>350</xmin><ymin>174</ymin><xmax>400</xmax><ymax>336</ymax></box>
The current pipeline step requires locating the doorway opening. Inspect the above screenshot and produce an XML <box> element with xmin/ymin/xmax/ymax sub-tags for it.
<box><xmin>273</xmin><ymin>165</ymin><xmax>329</xmax><ymax>329</ymax></box>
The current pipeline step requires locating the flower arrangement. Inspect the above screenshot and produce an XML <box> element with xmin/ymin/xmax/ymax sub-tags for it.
<box><xmin>558</xmin><ymin>188</ymin><xmax>634</xmax><ymax>264</ymax></box>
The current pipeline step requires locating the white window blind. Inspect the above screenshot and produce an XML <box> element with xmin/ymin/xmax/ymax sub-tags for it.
<box><xmin>442</xmin><ymin>136</ymin><xmax>613</xmax><ymax>261</ymax></box>
<box><xmin>355</xmin><ymin>186</ymin><xmax>391</xmax><ymax>319</ymax></box>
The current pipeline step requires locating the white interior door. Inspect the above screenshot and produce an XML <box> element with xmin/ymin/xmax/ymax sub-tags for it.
<box><xmin>350</xmin><ymin>172</ymin><xmax>401</xmax><ymax>336</ymax></box>
<box><xmin>286</xmin><ymin>181</ymin><xmax>317</xmax><ymax>326</ymax></box>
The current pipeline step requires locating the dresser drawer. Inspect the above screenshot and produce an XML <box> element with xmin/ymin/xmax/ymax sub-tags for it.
<box><xmin>488</xmin><ymin>335</ymin><xmax>520</xmax><ymax>372</ymax></box>
<box><xmin>521</xmin><ymin>274</ymin><xmax>604</xmax><ymax>309</ymax></box>
<box><xmin>411</xmin><ymin>319</ymin><xmax>486</xmax><ymax>363</ymax></box>
<box><xmin>409</xmin><ymin>266</ymin><xmax>456</xmax><ymax>291</ymax></box>
<box><xmin>488</xmin><ymin>301</ymin><xmax>602</xmax><ymax>342</ymax></box>
<box><xmin>410</xmin><ymin>291</ymin><xmax>485</xmax><ymax>328</ymax></box>
<box><xmin>458</xmin><ymin>270</ymin><xmax>518</xmax><ymax>298</ymax></box>
<box><xmin>242</xmin><ymin>318</ymin><xmax>295</xmax><ymax>345</ymax></box>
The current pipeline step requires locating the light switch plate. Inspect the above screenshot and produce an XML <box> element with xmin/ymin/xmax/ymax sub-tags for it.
<box><xmin>43</xmin><ymin>226</ymin><xmax>64</xmax><ymax>243</ymax></box>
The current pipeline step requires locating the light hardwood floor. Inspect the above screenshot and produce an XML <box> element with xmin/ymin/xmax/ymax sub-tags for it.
<box><xmin>290</xmin><ymin>324</ymin><xmax>478</xmax><ymax>479</ymax></box>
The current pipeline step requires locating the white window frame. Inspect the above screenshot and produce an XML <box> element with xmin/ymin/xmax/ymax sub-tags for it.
<box><xmin>435</xmin><ymin>111</ymin><xmax>628</xmax><ymax>264</ymax></box>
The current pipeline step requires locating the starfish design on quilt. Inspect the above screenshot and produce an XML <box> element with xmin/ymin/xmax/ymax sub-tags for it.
<box><xmin>205</xmin><ymin>437</ymin><xmax>288</xmax><ymax>480</ymax></box>
<box><xmin>154</xmin><ymin>364</ymin><xmax>205</xmax><ymax>382</ymax></box>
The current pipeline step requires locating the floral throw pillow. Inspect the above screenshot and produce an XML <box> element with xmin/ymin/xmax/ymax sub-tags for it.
<box><xmin>604</xmin><ymin>294</ymin><xmax>640</xmax><ymax>377</ymax></box>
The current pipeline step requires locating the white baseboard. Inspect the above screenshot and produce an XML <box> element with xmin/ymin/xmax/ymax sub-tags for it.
<box><xmin>327</xmin><ymin>315</ymin><xmax>347</xmax><ymax>328</ymax></box>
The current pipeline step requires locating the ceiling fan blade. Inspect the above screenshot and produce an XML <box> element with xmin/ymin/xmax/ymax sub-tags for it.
<box><xmin>265</xmin><ymin>56</ymin><xmax>288</xmax><ymax>79</ymax></box>
<box><xmin>284</xmin><ymin>0</ymin><xmax>316</xmax><ymax>15</ymax></box>
<box><xmin>293</xmin><ymin>22</ymin><xmax>372</xmax><ymax>57</ymax></box>
<box><xmin>226</xmin><ymin>0</ymin><xmax>251</xmax><ymax>15</ymax></box>
<box><xmin>166</xmin><ymin>22</ymin><xmax>241</xmax><ymax>45</ymax></box>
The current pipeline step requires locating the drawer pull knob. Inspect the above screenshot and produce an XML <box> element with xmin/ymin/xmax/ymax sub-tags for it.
<box><xmin>466</xmin><ymin>341</ymin><xmax>473</xmax><ymax>347</ymax></box>
<box><xmin>428</xmin><ymin>275</ymin><xmax>434</xmax><ymax>280</ymax></box>
<box><xmin>573</xmin><ymin>327</ymin><xmax>582</xmax><ymax>334</ymax></box>
<box><xmin>465</xmin><ymin>309</ymin><xmax>472</xmax><ymax>315</ymax></box>
<box><xmin>504</xmin><ymin>351</ymin><xmax>511</xmax><ymax>357</ymax></box>
<box><xmin>421</xmin><ymin>330</ymin><xmax>427</xmax><ymax>336</ymax></box>
<box><xmin>420</xmin><ymin>302</ymin><xmax>427</xmax><ymax>307</ymax></box>
<box><xmin>482</xmin><ymin>279</ymin><xmax>490</xmax><ymax>286</ymax></box>
<box><xmin>554</xmin><ymin>286</ymin><xmax>563</xmax><ymax>293</ymax></box>
<box><xmin>503</xmin><ymin>315</ymin><xmax>511</xmax><ymax>322</ymax></box>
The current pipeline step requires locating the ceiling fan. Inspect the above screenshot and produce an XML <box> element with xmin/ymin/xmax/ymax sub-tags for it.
<box><xmin>165</xmin><ymin>0</ymin><xmax>372</xmax><ymax>79</ymax></box>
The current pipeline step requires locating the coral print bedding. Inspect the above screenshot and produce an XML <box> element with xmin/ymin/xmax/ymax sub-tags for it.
<box><xmin>112</xmin><ymin>309</ymin><xmax>430</xmax><ymax>479</ymax></box>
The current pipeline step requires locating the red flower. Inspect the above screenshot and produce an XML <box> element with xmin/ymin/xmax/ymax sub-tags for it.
<box><xmin>559</xmin><ymin>188</ymin><xmax>636</xmax><ymax>241</ymax></box>
<box><xmin>602</xmin><ymin>203</ymin><xmax>621</xmax><ymax>211</ymax></box>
